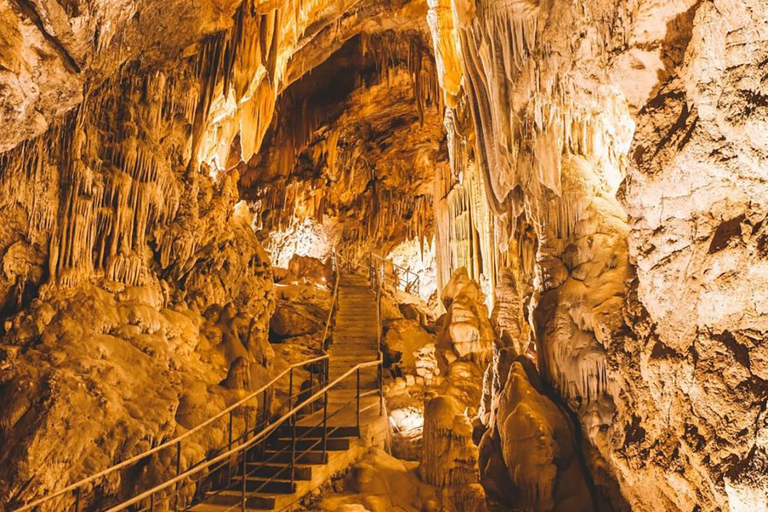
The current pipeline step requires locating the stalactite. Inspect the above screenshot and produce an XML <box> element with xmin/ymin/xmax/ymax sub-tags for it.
<box><xmin>0</xmin><ymin>0</ymin><xmax>306</xmax><ymax>288</ymax></box>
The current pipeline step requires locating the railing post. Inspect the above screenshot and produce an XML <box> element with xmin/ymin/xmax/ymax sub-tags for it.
<box><xmin>174</xmin><ymin>441</ymin><xmax>181</xmax><ymax>512</ymax></box>
<box><xmin>322</xmin><ymin>387</ymin><xmax>329</xmax><ymax>459</ymax></box>
<box><xmin>228</xmin><ymin>410</ymin><xmax>234</xmax><ymax>450</ymax></box>
<box><xmin>74</xmin><ymin>488</ymin><xmax>80</xmax><ymax>512</ymax></box>
<box><xmin>378</xmin><ymin>361</ymin><xmax>383</xmax><ymax>416</ymax></box>
<box><xmin>261</xmin><ymin>388</ymin><xmax>268</xmax><ymax>431</ymax></box>
<box><xmin>290</xmin><ymin>411</ymin><xmax>297</xmax><ymax>485</ymax></box>
<box><xmin>228</xmin><ymin>408</ymin><xmax>234</xmax><ymax>486</ymax></box>
<box><xmin>242</xmin><ymin>413</ymin><xmax>248</xmax><ymax>512</ymax></box>
<box><xmin>288</xmin><ymin>367</ymin><xmax>294</xmax><ymax>411</ymax></box>
<box><xmin>150</xmin><ymin>492</ymin><xmax>155</xmax><ymax>512</ymax></box>
<box><xmin>356</xmin><ymin>367</ymin><xmax>361</xmax><ymax>435</ymax></box>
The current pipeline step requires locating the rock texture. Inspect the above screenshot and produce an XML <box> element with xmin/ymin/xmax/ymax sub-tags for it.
<box><xmin>478</xmin><ymin>352</ymin><xmax>594</xmax><ymax>511</ymax></box>
<box><xmin>437</xmin><ymin>268</ymin><xmax>494</xmax><ymax>366</ymax></box>
<box><xmin>428</xmin><ymin>1</ymin><xmax>768</xmax><ymax>511</ymax></box>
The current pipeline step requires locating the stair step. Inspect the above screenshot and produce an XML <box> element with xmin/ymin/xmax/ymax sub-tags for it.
<box><xmin>328</xmin><ymin>380</ymin><xmax>379</xmax><ymax>389</ymax></box>
<box><xmin>328</xmin><ymin>338</ymin><xmax>378</xmax><ymax>343</ymax></box>
<box><xmin>232</xmin><ymin>476</ymin><xmax>296</xmax><ymax>494</ymax></box>
<box><xmin>328</xmin><ymin>365</ymin><xmax>379</xmax><ymax>373</ymax></box>
<box><xmin>251</xmin><ymin>450</ymin><xmax>329</xmax><ymax>464</ymax></box>
<box><xmin>328</xmin><ymin>344</ymin><xmax>378</xmax><ymax>349</ymax></box>
<box><xmin>328</xmin><ymin>369</ymin><xmax>378</xmax><ymax>375</ymax></box>
<box><xmin>326</xmin><ymin>353</ymin><xmax>379</xmax><ymax>359</ymax></box>
<box><xmin>274</xmin><ymin>425</ymin><xmax>359</xmax><ymax>439</ymax></box>
<box><xmin>268</xmin><ymin>437</ymin><xmax>351</xmax><ymax>451</ymax></box>
<box><xmin>247</xmin><ymin>463</ymin><xmax>313</xmax><ymax>481</ymax></box>
<box><xmin>327</xmin><ymin>340</ymin><xmax>378</xmax><ymax>346</ymax></box>
<box><xmin>327</xmin><ymin>354</ymin><xmax>379</xmax><ymax>361</ymax></box>
<box><xmin>201</xmin><ymin>490</ymin><xmax>276</xmax><ymax>510</ymax></box>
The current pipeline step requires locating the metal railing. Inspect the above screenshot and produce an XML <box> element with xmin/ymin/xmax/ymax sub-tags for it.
<box><xmin>330</xmin><ymin>248</ymin><xmax>385</xmax><ymax>417</ymax></box>
<box><xmin>199</xmin><ymin>364</ymin><xmax>382</xmax><ymax>512</ymax></box>
<box><xmin>102</xmin><ymin>359</ymin><xmax>382</xmax><ymax>512</ymax></box>
<box><xmin>335</xmin><ymin>251</ymin><xmax>421</xmax><ymax>298</ymax></box>
<box><xmin>7</xmin><ymin>354</ymin><xmax>331</xmax><ymax>512</ymax></box>
<box><xmin>368</xmin><ymin>253</ymin><xmax>420</xmax><ymax>298</ymax></box>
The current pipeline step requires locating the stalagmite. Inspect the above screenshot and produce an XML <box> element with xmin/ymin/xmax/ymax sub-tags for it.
<box><xmin>420</xmin><ymin>395</ymin><xmax>479</xmax><ymax>487</ymax></box>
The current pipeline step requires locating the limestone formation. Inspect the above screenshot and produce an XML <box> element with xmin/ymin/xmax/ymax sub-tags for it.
<box><xmin>420</xmin><ymin>395</ymin><xmax>479</xmax><ymax>488</ymax></box>
<box><xmin>437</xmin><ymin>268</ymin><xmax>494</xmax><ymax>367</ymax></box>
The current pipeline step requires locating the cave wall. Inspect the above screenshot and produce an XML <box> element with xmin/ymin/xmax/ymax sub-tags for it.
<box><xmin>427</xmin><ymin>0</ymin><xmax>768</xmax><ymax>511</ymax></box>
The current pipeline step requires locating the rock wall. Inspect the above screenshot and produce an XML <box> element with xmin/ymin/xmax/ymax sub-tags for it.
<box><xmin>427</xmin><ymin>1</ymin><xmax>768</xmax><ymax>511</ymax></box>
<box><xmin>617</xmin><ymin>3</ymin><xmax>768</xmax><ymax>509</ymax></box>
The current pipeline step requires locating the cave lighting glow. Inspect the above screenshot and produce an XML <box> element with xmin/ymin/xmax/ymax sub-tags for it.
<box><xmin>266</xmin><ymin>217</ymin><xmax>333</xmax><ymax>269</ymax></box>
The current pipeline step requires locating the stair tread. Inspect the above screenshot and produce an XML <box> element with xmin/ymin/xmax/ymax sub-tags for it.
<box><xmin>189</xmin><ymin>503</ymin><xmax>271</xmax><ymax>512</ymax></box>
<box><xmin>206</xmin><ymin>490</ymin><xmax>281</xmax><ymax>499</ymax></box>
<box><xmin>328</xmin><ymin>348</ymin><xmax>379</xmax><ymax>356</ymax></box>
<box><xmin>234</xmin><ymin>476</ymin><xmax>299</xmax><ymax>483</ymax></box>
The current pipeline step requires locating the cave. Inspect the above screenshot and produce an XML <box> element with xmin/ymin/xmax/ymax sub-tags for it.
<box><xmin>0</xmin><ymin>1</ymin><xmax>766</xmax><ymax>512</ymax></box>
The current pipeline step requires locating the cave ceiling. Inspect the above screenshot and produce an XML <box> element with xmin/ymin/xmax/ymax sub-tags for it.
<box><xmin>241</xmin><ymin>31</ymin><xmax>447</xmax><ymax>255</ymax></box>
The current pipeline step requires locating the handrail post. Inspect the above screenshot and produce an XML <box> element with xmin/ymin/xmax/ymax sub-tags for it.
<box><xmin>290</xmin><ymin>410</ymin><xmax>297</xmax><ymax>485</ymax></box>
<box><xmin>74</xmin><ymin>488</ymin><xmax>80</xmax><ymax>512</ymax></box>
<box><xmin>228</xmin><ymin>409</ymin><xmax>234</xmax><ymax>486</ymax></box>
<box><xmin>356</xmin><ymin>367</ymin><xmax>361</xmax><ymax>436</ymax></box>
<box><xmin>378</xmin><ymin>361</ymin><xmax>383</xmax><ymax>416</ymax></box>
<box><xmin>261</xmin><ymin>388</ymin><xmax>268</xmax><ymax>432</ymax></box>
<box><xmin>288</xmin><ymin>367</ymin><xmax>294</xmax><ymax>411</ymax></box>
<box><xmin>174</xmin><ymin>441</ymin><xmax>181</xmax><ymax>512</ymax></box>
<box><xmin>242</xmin><ymin>413</ymin><xmax>248</xmax><ymax>512</ymax></box>
<box><xmin>322</xmin><ymin>387</ymin><xmax>329</xmax><ymax>459</ymax></box>
<box><xmin>228</xmin><ymin>410</ymin><xmax>234</xmax><ymax>450</ymax></box>
<box><xmin>150</xmin><ymin>492</ymin><xmax>154</xmax><ymax>512</ymax></box>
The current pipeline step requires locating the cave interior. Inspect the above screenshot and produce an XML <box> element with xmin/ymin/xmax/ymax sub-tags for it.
<box><xmin>0</xmin><ymin>0</ymin><xmax>766</xmax><ymax>512</ymax></box>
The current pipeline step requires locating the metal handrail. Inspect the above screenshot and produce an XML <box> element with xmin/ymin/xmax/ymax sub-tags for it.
<box><xmin>199</xmin><ymin>256</ymin><xmax>384</xmax><ymax>512</ymax></box>
<box><xmin>367</xmin><ymin>252</ymin><xmax>421</xmax><ymax>297</ymax></box>
<box><xmin>321</xmin><ymin>258</ymin><xmax>342</xmax><ymax>352</ymax></box>
<box><xmin>101</xmin><ymin>359</ymin><xmax>383</xmax><ymax>512</ymax></box>
<box><xmin>242</xmin><ymin>389</ymin><xmax>366</xmax><ymax>495</ymax></box>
